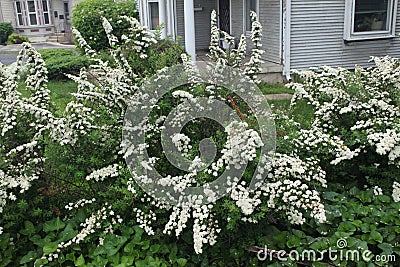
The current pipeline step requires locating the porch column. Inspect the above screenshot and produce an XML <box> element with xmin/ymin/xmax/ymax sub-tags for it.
<box><xmin>159</xmin><ymin>0</ymin><xmax>167</xmax><ymax>39</ymax></box>
<box><xmin>184</xmin><ymin>0</ymin><xmax>196</xmax><ymax>61</ymax></box>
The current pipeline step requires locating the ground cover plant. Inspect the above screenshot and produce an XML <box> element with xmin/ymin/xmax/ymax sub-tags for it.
<box><xmin>0</xmin><ymin>10</ymin><xmax>399</xmax><ymax>267</ymax></box>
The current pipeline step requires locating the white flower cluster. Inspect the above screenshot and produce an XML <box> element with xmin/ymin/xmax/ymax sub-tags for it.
<box><xmin>393</xmin><ymin>182</ymin><xmax>400</xmax><ymax>202</ymax></box>
<box><xmin>85</xmin><ymin>164</ymin><xmax>120</xmax><ymax>182</ymax></box>
<box><xmin>289</xmin><ymin>57</ymin><xmax>400</xmax><ymax>168</ymax></box>
<box><xmin>0</xmin><ymin>43</ymin><xmax>52</xmax><ymax>216</ymax></box>
<box><xmin>132</xmin><ymin>207</ymin><xmax>156</xmax><ymax>236</ymax></box>
<box><xmin>65</xmin><ymin>198</ymin><xmax>96</xmax><ymax>211</ymax></box>
<box><xmin>171</xmin><ymin>133</ymin><xmax>192</xmax><ymax>157</ymax></box>
<box><xmin>373</xmin><ymin>186</ymin><xmax>383</xmax><ymax>196</ymax></box>
<box><xmin>41</xmin><ymin>204</ymin><xmax>122</xmax><ymax>262</ymax></box>
<box><xmin>192</xmin><ymin>205</ymin><xmax>220</xmax><ymax>254</ymax></box>
<box><xmin>261</xmin><ymin>153</ymin><xmax>327</xmax><ymax>224</ymax></box>
<box><xmin>244</xmin><ymin>11</ymin><xmax>264</xmax><ymax>83</ymax></box>
<box><xmin>208</xmin><ymin>10</ymin><xmax>262</xmax><ymax>82</ymax></box>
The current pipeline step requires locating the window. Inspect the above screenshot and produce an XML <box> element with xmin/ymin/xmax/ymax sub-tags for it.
<box><xmin>245</xmin><ymin>0</ymin><xmax>258</xmax><ymax>32</ymax></box>
<box><xmin>14</xmin><ymin>0</ymin><xmax>52</xmax><ymax>27</ymax></box>
<box><xmin>64</xmin><ymin>2</ymin><xmax>70</xmax><ymax>19</ymax></box>
<box><xmin>27</xmin><ymin>0</ymin><xmax>37</xmax><ymax>25</ymax></box>
<box><xmin>344</xmin><ymin>0</ymin><xmax>397</xmax><ymax>41</ymax></box>
<box><xmin>148</xmin><ymin>1</ymin><xmax>160</xmax><ymax>30</ymax></box>
<box><xmin>42</xmin><ymin>0</ymin><xmax>50</xmax><ymax>25</ymax></box>
<box><xmin>15</xmin><ymin>1</ymin><xmax>24</xmax><ymax>26</ymax></box>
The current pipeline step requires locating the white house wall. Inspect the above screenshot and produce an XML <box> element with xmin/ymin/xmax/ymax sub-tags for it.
<box><xmin>289</xmin><ymin>0</ymin><xmax>400</xmax><ymax>70</ymax></box>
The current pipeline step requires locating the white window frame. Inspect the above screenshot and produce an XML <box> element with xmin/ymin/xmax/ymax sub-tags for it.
<box><xmin>344</xmin><ymin>0</ymin><xmax>398</xmax><ymax>41</ymax></box>
<box><xmin>14</xmin><ymin>1</ymin><xmax>25</xmax><ymax>26</ymax></box>
<box><xmin>42</xmin><ymin>0</ymin><xmax>51</xmax><ymax>25</ymax></box>
<box><xmin>140</xmin><ymin>0</ymin><xmax>166</xmax><ymax>38</ymax></box>
<box><xmin>147</xmin><ymin>0</ymin><xmax>160</xmax><ymax>30</ymax></box>
<box><xmin>243</xmin><ymin>0</ymin><xmax>259</xmax><ymax>34</ymax></box>
<box><xmin>27</xmin><ymin>0</ymin><xmax>38</xmax><ymax>26</ymax></box>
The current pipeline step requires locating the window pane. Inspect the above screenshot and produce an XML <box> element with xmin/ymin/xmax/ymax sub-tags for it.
<box><xmin>28</xmin><ymin>1</ymin><xmax>36</xmax><ymax>12</ymax></box>
<box><xmin>16</xmin><ymin>2</ymin><xmax>22</xmax><ymax>13</ymax></box>
<box><xmin>148</xmin><ymin>2</ymin><xmax>159</xmax><ymax>30</ymax></box>
<box><xmin>18</xmin><ymin>14</ymin><xmax>23</xmax><ymax>25</ymax></box>
<box><xmin>246</xmin><ymin>0</ymin><xmax>257</xmax><ymax>31</ymax></box>
<box><xmin>44</xmin><ymin>13</ymin><xmax>49</xmax><ymax>24</ymax></box>
<box><xmin>354</xmin><ymin>0</ymin><xmax>390</xmax><ymax>32</ymax></box>
<box><xmin>42</xmin><ymin>0</ymin><xmax>48</xmax><ymax>12</ymax></box>
<box><xmin>29</xmin><ymin>14</ymin><xmax>37</xmax><ymax>25</ymax></box>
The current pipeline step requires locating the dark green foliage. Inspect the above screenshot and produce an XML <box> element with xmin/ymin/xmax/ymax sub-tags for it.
<box><xmin>6</xmin><ymin>33</ymin><xmax>29</xmax><ymax>44</ymax></box>
<box><xmin>125</xmin><ymin>36</ymin><xmax>186</xmax><ymax>77</ymax></box>
<box><xmin>72</xmin><ymin>0</ymin><xmax>138</xmax><ymax>52</ymax></box>
<box><xmin>0</xmin><ymin>22</ymin><xmax>13</xmax><ymax>44</ymax></box>
<box><xmin>250</xmin><ymin>186</ymin><xmax>400</xmax><ymax>266</ymax></box>
<box><xmin>39</xmin><ymin>49</ymin><xmax>90</xmax><ymax>80</ymax></box>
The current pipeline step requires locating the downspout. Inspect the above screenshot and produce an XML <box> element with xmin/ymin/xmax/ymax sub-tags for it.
<box><xmin>283</xmin><ymin>0</ymin><xmax>291</xmax><ymax>81</ymax></box>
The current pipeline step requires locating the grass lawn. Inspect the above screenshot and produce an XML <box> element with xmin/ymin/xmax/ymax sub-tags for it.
<box><xmin>258</xmin><ymin>82</ymin><xmax>294</xmax><ymax>95</ymax></box>
<box><xmin>17</xmin><ymin>80</ymin><xmax>312</xmax><ymax>125</ymax></box>
<box><xmin>18</xmin><ymin>80</ymin><xmax>78</xmax><ymax>113</ymax></box>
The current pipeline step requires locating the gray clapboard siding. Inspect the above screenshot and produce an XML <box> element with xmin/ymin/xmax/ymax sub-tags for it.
<box><xmin>231</xmin><ymin>0</ymin><xmax>243</xmax><ymax>37</ymax></box>
<box><xmin>290</xmin><ymin>0</ymin><xmax>400</xmax><ymax>70</ymax></box>
<box><xmin>176</xmin><ymin>0</ymin><xmax>185</xmax><ymax>45</ymax></box>
<box><xmin>259</xmin><ymin>0</ymin><xmax>281</xmax><ymax>63</ymax></box>
<box><xmin>194</xmin><ymin>0</ymin><xmax>215</xmax><ymax>50</ymax></box>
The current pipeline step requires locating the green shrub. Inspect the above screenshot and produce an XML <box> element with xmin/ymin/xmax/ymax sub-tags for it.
<box><xmin>0</xmin><ymin>22</ymin><xmax>13</xmax><ymax>44</ymax></box>
<box><xmin>72</xmin><ymin>0</ymin><xmax>138</xmax><ymax>52</ymax></box>
<box><xmin>39</xmin><ymin>49</ymin><xmax>90</xmax><ymax>80</ymax></box>
<box><xmin>6</xmin><ymin>33</ymin><xmax>29</xmax><ymax>44</ymax></box>
<box><xmin>125</xmin><ymin>36</ymin><xmax>186</xmax><ymax>77</ymax></box>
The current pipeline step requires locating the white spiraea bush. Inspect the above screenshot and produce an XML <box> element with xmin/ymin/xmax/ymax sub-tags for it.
<box><xmin>0</xmin><ymin>14</ymin><xmax>328</xmax><ymax>256</ymax></box>
<box><xmin>209</xmin><ymin>10</ymin><xmax>263</xmax><ymax>83</ymax></box>
<box><xmin>288</xmin><ymin>59</ymin><xmax>400</xmax><ymax>201</ymax></box>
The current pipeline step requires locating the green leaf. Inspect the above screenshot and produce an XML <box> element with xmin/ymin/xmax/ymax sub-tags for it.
<box><xmin>377</xmin><ymin>243</ymin><xmax>393</xmax><ymax>255</ymax></box>
<box><xmin>323</xmin><ymin>191</ymin><xmax>342</xmax><ymax>201</ymax></box>
<box><xmin>351</xmin><ymin>220</ymin><xmax>363</xmax><ymax>227</ymax></box>
<box><xmin>177</xmin><ymin>258</ymin><xmax>187</xmax><ymax>266</ymax></box>
<box><xmin>338</xmin><ymin>221</ymin><xmax>356</xmax><ymax>232</ymax></box>
<box><xmin>43</xmin><ymin>217</ymin><xmax>65</xmax><ymax>232</ymax></box>
<box><xmin>292</xmin><ymin>229</ymin><xmax>306</xmax><ymax>238</ymax></box>
<box><xmin>0</xmin><ymin>233</ymin><xmax>10</xmax><ymax>250</ymax></box>
<box><xmin>150</xmin><ymin>244</ymin><xmax>160</xmax><ymax>253</ymax></box>
<box><xmin>287</xmin><ymin>235</ymin><xmax>302</xmax><ymax>248</ymax></box>
<box><xmin>370</xmin><ymin>231</ymin><xmax>383</xmax><ymax>243</ymax></box>
<box><xmin>75</xmin><ymin>254</ymin><xmax>85</xmax><ymax>266</ymax></box>
<box><xmin>20</xmin><ymin>221</ymin><xmax>36</xmax><ymax>235</ymax></box>
<box><xmin>20</xmin><ymin>251</ymin><xmax>36</xmax><ymax>264</ymax></box>
<box><xmin>43</xmin><ymin>242</ymin><xmax>58</xmax><ymax>254</ymax></box>
<box><xmin>34</xmin><ymin>258</ymin><xmax>48</xmax><ymax>267</ymax></box>
<box><xmin>60</xmin><ymin>223</ymin><xmax>78</xmax><ymax>242</ymax></box>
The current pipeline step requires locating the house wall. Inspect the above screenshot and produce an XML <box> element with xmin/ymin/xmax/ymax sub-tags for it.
<box><xmin>230</xmin><ymin>0</ymin><xmax>243</xmax><ymax>37</ymax></box>
<box><xmin>259</xmin><ymin>0</ymin><xmax>281</xmax><ymax>63</ymax></box>
<box><xmin>289</xmin><ymin>0</ymin><xmax>400</xmax><ymax>70</ymax></box>
<box><xmin>176</xmin><ymin>0</ymin><xmax>185</xmax><ymax>45</ymax></box>
<box><xmin>193</xmin><ymin>0</ymin><xmax>216</xmax><ymax>50</ymax></box>
<box><xmin>0</xmin><ymin>0</ymin><xmax>16</xmax><ymax>26</ymax></box>
<box><xmin>51</xmin><ymin>0</ymin><xmax>66</xmax><ymax>31</ymax></box>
